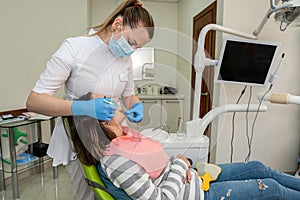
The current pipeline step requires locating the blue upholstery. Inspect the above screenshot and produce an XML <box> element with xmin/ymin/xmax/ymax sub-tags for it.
<box><xmin>97</xmin><ymin>163</ymin><xmax>132</xmax><ymax>200</ymax></box>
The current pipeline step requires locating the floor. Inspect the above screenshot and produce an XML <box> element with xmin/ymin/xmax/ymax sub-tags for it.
<box><xmin>0</xmin><ymin>166</ymin><xmax>74</xmax><ymax>200</ymax></box>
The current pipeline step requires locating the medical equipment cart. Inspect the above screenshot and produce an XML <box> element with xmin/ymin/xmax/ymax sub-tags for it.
<box><xmin>0</xmin><ymin>116</ymin><xmax>57</xmax><ymax>200</ymax></box>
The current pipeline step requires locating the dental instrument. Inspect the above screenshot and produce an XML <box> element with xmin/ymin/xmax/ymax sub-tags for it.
<box><xmin>268</xmin><ymin>53</ymin><xmax>286</xmax><ymax>85</ymax></box>
<box><xmin>103</xmin><ymin>99</ymin><xmax>116</xmax><ymax>105</ymax></box>
<box><xmin>102</xmin><ymin>99</ymin><xmax>117</xmax><ymax>125</ymax></box>
<box><xmin>258</xmin><ymin>92</ymin><xmax>300</xmax><ymax>105</ymax></box>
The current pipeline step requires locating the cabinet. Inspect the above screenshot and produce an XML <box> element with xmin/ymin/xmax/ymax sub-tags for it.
<box><xmin>127</xmin><ymin>95</ymin><xmax>184</xmax><ymax>133</ymax></box>
<box><xmin>0</xmin><ymin>116</ymin><xmax>57</xmax><ymax>200</ymax></box>
<box><xmin>161</xmin><ymin>99</ymin><xmax>184</xmax><ymax>133</ymax></box>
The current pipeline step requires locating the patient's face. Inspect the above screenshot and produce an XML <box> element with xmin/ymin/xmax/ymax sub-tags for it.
<box><xmin>100</xmin><ymin>111</ymin><xmax>124</xmax><ymax>137</ymax></box>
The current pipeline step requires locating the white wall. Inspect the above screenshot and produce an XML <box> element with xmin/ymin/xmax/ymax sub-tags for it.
<box><xmin>0</xmin><ymin>0</ymin><xmax>89</xmax><ymax>111</ymax></box>
<box><xmin>177</xmin><ymin>0</ymin><xmax>300</xmax><ymax>172</ymax></box>
<box><xmin>0</xmin><ymin>0</ymin><xmax>89</xmax><ymax>178</ymax></box>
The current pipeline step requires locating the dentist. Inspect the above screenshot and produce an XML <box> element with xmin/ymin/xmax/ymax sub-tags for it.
<box><xmin>26</xmin><ymin>1</ymin><xmax>154</xmax><ymax>199</ymax></box>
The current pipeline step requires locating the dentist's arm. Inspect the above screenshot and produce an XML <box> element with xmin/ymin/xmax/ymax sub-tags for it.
<box><xmin>26</xmin><ymin>91</ymin><xmax>72</xmax><ymax>116</ymax></box>
<box><xmin>122</xmin><ymin>94</ymin><xmax>140</xmax><ymax>109</ymax></box>
<box><xmin>26</xmin><ymin>91</ymin><xmax>116</xmax><ymax>121</ymax></box>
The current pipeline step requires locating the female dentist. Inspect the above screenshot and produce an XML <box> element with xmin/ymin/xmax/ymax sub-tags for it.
<box><xmin>26</xmin><ymin>0</ymin><xmax>154</xmax><ymax>199</ymax></box>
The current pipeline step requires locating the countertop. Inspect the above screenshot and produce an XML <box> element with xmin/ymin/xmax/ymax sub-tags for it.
<box><xmin>137</xmin><ymin>94</ymin><xmax>185</xmax><ymax>100</ymax></box>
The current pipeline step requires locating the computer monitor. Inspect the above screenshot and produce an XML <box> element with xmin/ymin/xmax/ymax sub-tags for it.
<box><xmin>215</xmin><ymin>37</ymin><xmax>280</xmax><ymax>87</ymax></box>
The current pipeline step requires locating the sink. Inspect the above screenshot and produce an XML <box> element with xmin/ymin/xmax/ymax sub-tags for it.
<box><xmin>141</xmin><ymin>128</ymin><xmax>169</xmax><ymax>142</ymax></box>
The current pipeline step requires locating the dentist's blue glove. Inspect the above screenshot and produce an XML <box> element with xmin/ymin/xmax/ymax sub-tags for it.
<box><xmin>124</xmin><ymin>102</ymin><xmax>144</xmax><ymax>123</ymax></box>
<box><xmin>72</xmin><ymin>98</ymin><xmax>117</xmax><ymax>121</ymax></box>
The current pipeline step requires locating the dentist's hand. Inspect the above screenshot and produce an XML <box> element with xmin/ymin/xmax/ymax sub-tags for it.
<box><xmin>72</xmin><ymin>98</ymin><xmax>117</xmax><ymax>121</ymax></box>
<box><xmin>124</xmin><ymin>102</ymin><xmax>144</xmax><ymax>123</ymax></box>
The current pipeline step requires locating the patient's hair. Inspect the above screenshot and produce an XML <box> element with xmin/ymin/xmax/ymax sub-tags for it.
<box><xmin>65</xmin><ymin>93</ymin><xmax>117</xmax><ymax>165</ymax></box>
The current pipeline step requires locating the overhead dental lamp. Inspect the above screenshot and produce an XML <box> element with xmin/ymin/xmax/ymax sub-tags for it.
<box><xmin>271</xmin><ymin>0</ymin><xmax>300</xmax><ymax>30</ymax></box>
<box><xmin>254</xmin><ymin>0</ymin><xmax>300</xmax><ymax>35</ymax></box>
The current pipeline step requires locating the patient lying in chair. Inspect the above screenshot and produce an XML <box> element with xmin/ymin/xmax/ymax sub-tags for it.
<box><xmin>68</xmin><ymin>93</ymin><xmax>300</xmax><ymax>200</ymax></box>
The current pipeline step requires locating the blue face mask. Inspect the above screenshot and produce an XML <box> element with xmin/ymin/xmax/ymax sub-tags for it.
<box><xmin>109</xmin><ymin>33</ymin><xmax>134</xmax><ymax>58</ymax></box>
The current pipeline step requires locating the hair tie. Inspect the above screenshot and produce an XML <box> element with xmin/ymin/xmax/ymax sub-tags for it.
<box><xmin>134</xmin><ymin>3</ymin><xmax>142</xmax><ymax>8</ymax></box>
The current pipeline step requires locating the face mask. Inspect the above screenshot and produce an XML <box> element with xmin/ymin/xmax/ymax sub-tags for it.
<box><xmin>109</xmin><ymin>33</ymin><xmax>134</xmax><ymax>58</ymax></box>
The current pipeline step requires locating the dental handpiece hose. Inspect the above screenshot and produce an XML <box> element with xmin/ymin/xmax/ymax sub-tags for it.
<box><xmin>258</xmin><ymin>93</ymin><xmax>300</xmax><ymax>105</ymax></box>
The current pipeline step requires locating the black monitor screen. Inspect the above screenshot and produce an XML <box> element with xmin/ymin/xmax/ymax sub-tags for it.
<box><xmin>215</xmin><ymin>38</ymin><xmax>280</xmax><ymax>87</ymax></box>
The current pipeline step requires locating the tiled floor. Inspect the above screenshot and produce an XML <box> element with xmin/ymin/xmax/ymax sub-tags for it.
<box><xmin>0</xmin><ymin>166</ymin><xmax>74</xmax><ymax>200</ymax></box>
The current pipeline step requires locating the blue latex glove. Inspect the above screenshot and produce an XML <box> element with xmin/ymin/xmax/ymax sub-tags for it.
<box><xmin>72</xmin><ymin>98</ymin><xmax>117</xmax><ymax>121</ymax></box>
<box><xmin>124</xmin><ymin>102</ymin><xmax>144</xmax><ymax>123</ymax></box>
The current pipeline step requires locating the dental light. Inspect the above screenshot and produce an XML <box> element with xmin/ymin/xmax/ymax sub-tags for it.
<box><xmin>271</xmin><ymin>0</ymin><xmax>300</xmax><ymax>30</ymax></box>
<box><xmin>254</xmin><ymin>0</ymin><xmax>300</xmax><ymax>35</ymax></box>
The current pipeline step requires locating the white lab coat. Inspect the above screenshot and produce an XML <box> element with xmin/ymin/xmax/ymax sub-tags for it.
<box><xmin>32</xmin><ymin>34</ymin><xmax>135</xmax><ymax>166</ymax></box>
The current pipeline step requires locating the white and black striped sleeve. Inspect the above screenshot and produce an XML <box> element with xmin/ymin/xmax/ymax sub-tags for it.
<box><xmin>101</xmin><ymin>155</ymin><xmax>188</xmax><ymax>200</ymax></box>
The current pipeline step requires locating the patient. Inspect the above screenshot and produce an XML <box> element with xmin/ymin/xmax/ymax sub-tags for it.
<box><xmin>68</xmin><ymin>93</ymin><xmax>300</xmax><ymax>200</ymax></box>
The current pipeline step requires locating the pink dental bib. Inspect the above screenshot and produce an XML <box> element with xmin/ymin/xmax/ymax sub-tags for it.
<box><xmin>104</xmin><ymin>126</ymin><xmax>169</xmax><ymax>179</ymax></box>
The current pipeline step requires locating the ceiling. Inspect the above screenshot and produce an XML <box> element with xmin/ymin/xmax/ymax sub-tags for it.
<box><xmin>142</xmin><ymin>0</ymin><xmax>179</xmax><ymax>2</ymax></box>
<box><xmin>116</xmin><ymin>0</ymin><xmax>179</xmax><ymax>5</ymax></box>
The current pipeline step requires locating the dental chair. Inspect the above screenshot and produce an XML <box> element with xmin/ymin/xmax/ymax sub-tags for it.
<box><xmin>82</xmin><ymin>163</ymin><xmax>114</xmax><ymax>200</ymax></box>
<box><xmin>62</xmin><ymin>116</ymin><xmax>114</xmax><ymax>200</ymax></box>
<box><xmin>62</xmin><ymin>116</ymin><xmax>131</xmax><ymax>200</ymax></box>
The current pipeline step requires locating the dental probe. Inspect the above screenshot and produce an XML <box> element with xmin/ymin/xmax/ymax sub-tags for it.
<box><xmin>103</xmin><ymin>98</ymin><xmax>128</xmax><ymax>115</ymax></box>
<box><xmin>102</xmin><ymin>98</ymin><xmax>117</xmax><ymax>125</ymax></box>
<box><xmin>103</xmin><ymin>99</ymin><xmax>116</xmax><ymax>105</ymax></box>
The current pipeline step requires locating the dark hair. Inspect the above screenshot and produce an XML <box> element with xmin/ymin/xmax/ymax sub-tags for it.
<box><xmin>65</xmin><ymin>93</ymin><xmax>117</xmax><ymax>165</ymax></box>
<box><xmin>92</xmin><ymin>0</ymin><xmax>155</xmax><ymax>39</ymax></box>
<box><xmin>66</xmin><ymin>116</ymin><xmax>116</xmax><ymax>165</ymax></box>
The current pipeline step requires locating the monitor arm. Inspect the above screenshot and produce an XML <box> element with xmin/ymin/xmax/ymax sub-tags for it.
<box><xmin>192</xmin><ymin>24</ymin><xmax>257</xmax><ymax>120</ymax></box>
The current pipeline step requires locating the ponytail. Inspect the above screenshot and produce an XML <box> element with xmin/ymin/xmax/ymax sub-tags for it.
<box><xmin>92</xmin><ymin>0</ymin><xmax>154</xmax><ymax>39</ymax></box>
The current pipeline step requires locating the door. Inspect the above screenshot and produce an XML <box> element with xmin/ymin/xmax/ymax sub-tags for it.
<box><xmin>191</xmin><ymin>1</ymin><xmax>216</xmax><ymax>139</ymax></box>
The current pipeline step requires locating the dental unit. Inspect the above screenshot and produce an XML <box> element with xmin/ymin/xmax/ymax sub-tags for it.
<box><xmin>186</xmin><ymin>0</ymin><xmax>300</xmax><ymax>138</ymax></box>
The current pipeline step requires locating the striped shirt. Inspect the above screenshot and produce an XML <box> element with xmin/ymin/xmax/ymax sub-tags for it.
<box><xmin>100</xmin><ymin>155</ymin><xmax>204</xmax><ymax>200</ymax></box>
